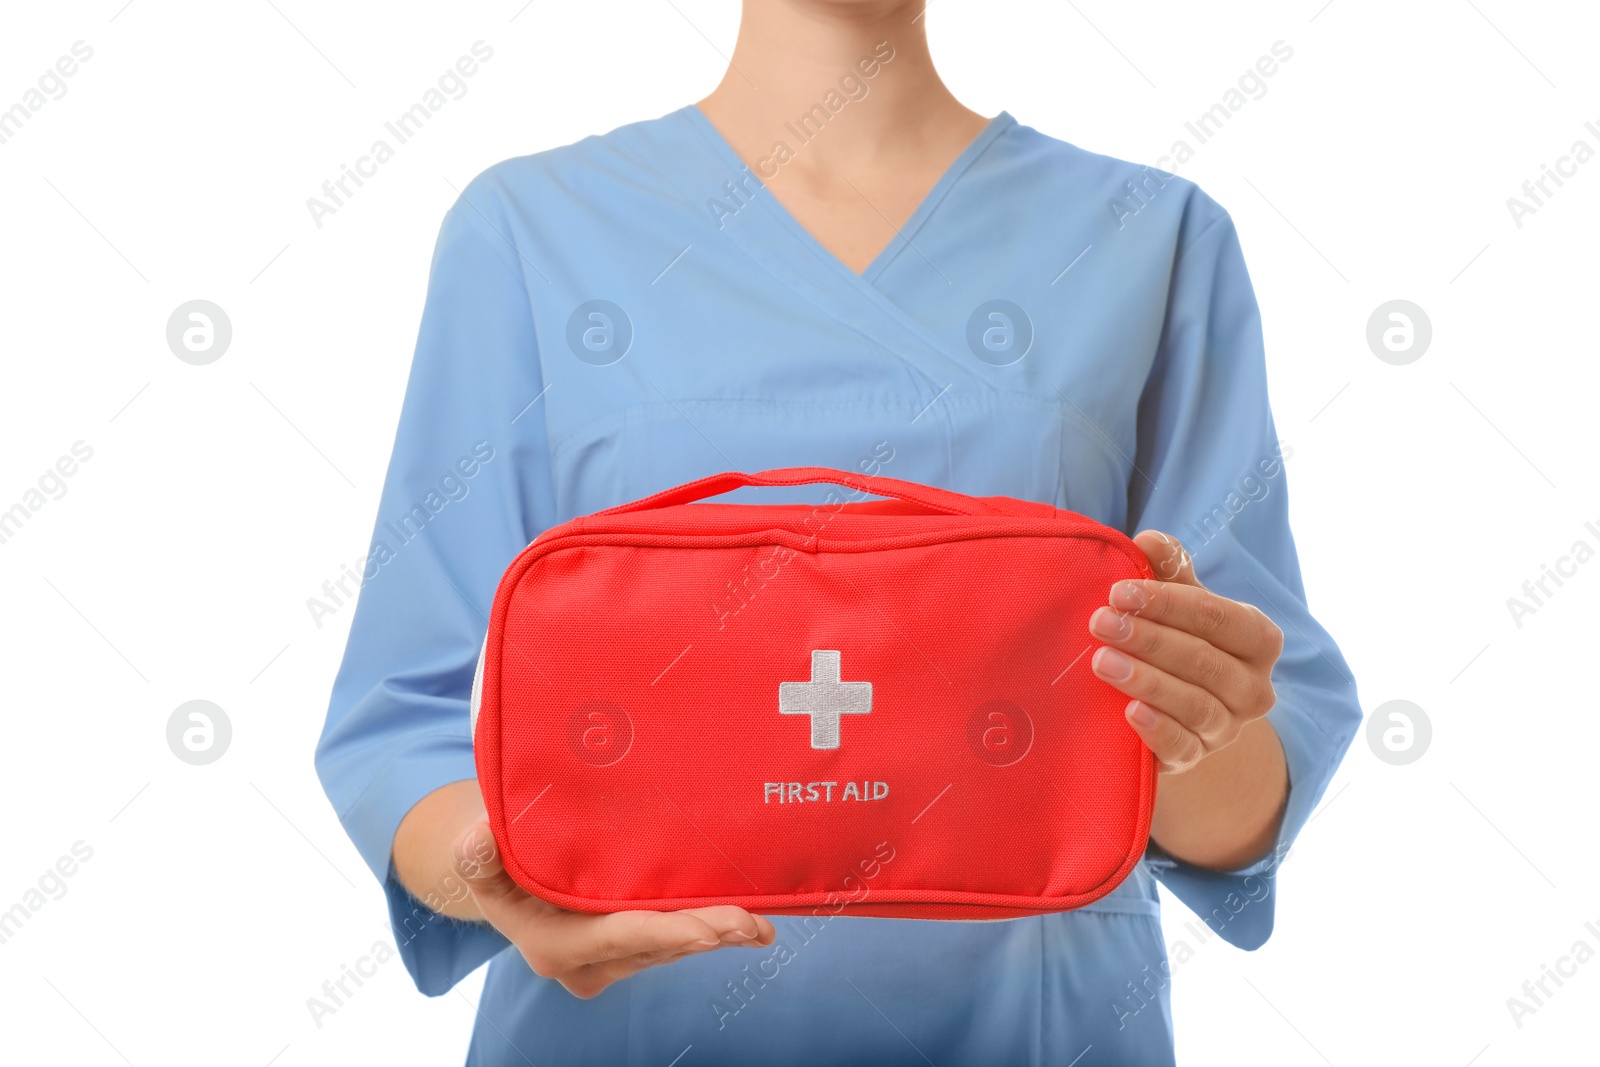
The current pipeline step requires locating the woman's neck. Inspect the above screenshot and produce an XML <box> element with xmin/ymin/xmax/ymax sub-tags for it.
<box><xmin>696</xmin><ymin>0</ymin><xmax>986</xmax><ymax>180</ymax></box>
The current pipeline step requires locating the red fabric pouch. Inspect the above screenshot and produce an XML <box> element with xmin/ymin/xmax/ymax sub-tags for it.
<box><xmin>471</xmin><ymin>467</ymin><xmax>1158</xmax><ymax>919</ymax></box>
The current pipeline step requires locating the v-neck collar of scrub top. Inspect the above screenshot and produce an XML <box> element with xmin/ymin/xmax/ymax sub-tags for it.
<box><xmin>675</xmin><ymin>104</ymin><xmax>1019</xmax><ymax>396</ymax></box>
<box><xmin>681</xmin><ymin>103</ymin><xmax>1016</xmax><ymax>283</ymax></box>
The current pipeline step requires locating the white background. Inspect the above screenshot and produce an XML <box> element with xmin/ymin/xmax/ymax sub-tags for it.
<box><xmin>1</xmin><ymin>1</ymin><xmax>1596</xmax><ymax>1063</ymax></box>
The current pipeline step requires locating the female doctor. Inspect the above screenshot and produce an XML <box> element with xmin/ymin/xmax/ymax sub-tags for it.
<box><xmin>316</xmin><ymin>2</ymin><xmax>1360</xmax><ymax>1063</ymax></box>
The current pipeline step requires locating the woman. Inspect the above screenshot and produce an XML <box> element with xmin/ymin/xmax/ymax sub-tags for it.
<box><xmin>316</xmin><ymin>2</ymin><xmax>1360</xmax><ymax>1063</ymax></box>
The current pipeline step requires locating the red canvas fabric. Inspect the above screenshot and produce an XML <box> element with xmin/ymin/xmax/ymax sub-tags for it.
<box><xmin>473</xmin><ymin>467</ymin><xmax>1158</xmax><ymax>919</ymax></box>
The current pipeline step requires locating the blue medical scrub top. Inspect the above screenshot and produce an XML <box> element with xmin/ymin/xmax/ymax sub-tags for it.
<box><xmin>315</xmin><ymin>105</ymin><xmax>1361</xmax><ymax>1066</ymax></box>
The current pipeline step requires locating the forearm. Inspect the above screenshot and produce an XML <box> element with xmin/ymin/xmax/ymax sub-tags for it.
<box><xmin>1149</xmin><ymin>716</ymin><xmax>1288</xmax><ymax>871</ymax></box>
<box><xmin>393</xmin><ymin>778</ymin><xmax>490</xmax><ymax>921</ymax></box>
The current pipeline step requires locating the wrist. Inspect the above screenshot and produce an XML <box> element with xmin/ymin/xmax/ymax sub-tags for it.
<box><xmin>393</xmin><ymin>779</ymin><xmax>489</xmax><ymax>921</ymax></box>
<box><xmin>1148</xmin><ymin>717</ymin><xmax>1287</xmax><ymax>871</ymax></box>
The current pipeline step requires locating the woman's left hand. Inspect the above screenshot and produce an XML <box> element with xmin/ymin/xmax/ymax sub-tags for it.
<box><xmin>1088</xmin><ymin>531</ymin><xmax>1285</xmax><ymax>774</ymax></box>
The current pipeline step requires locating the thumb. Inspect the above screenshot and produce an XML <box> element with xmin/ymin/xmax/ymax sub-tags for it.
<box><xmin>1132</xmin><ymin>529</ymin><xmax>1202</xmax><ymax>588</ymax></box>
<box><xmin>453</xmin><ymin>818</ymin><xmax>523</xmax><ymax>910</ymax></box>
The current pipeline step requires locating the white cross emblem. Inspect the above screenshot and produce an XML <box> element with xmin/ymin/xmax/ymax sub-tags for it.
<box><xmin>779</xmin><ymin>650</ymin><xmax>872</xmax><ymax>750</ymax></box>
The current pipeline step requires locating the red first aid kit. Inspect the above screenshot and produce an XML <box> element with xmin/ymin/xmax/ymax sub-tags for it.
<box><xmin>471</xmin><ymin>467</ymin><xmax>1158</xmax><ymax>920</ymax></box>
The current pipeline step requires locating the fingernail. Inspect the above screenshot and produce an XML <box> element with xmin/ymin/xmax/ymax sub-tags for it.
<box><xmin>1127</xmin><ymin>701</ymin><xmax>1159</xmax><ymax>729</ymax></box>
<box><xmin>1110</xmin><ymin>581</ymin><xmax>1147</xmax><ymax>611</ymax></box>
<box><xmin>1090</xmin><ymin>607</ymin><xmax>1131</xmax><ymax>640</ymax></box>
<box><xmin>1094</xmin><ymin>647</ymin><xmax>1134</xmax><ymax>682</ymax></box>
<box><xmin>685</xmin><ymin>939</ymin><xmax>721</xmax><ymax>950</ymax></box>
<box><xmin>720</xmin><ymin>931</ymin><xmax>753</xmax><ymax>944</ymax></box>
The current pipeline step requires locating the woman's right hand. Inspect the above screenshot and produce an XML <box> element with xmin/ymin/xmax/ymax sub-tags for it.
<box><xmin>452</xmin><ymin>818</ymin><xmax>777</xmax><ymax>999</ymax></box>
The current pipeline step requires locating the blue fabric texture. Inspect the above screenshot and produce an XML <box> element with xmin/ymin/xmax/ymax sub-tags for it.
<box><xmin>314</xmin><ymin>105</ymin><xmax>1360</xmax><ymax>1065</ymax></box>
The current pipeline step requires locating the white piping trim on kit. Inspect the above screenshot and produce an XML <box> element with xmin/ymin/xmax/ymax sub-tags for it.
<box><xmin>469</xmin><ymin>631</ymin><xmax>488</xmax><ymax>752</ymax></box>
